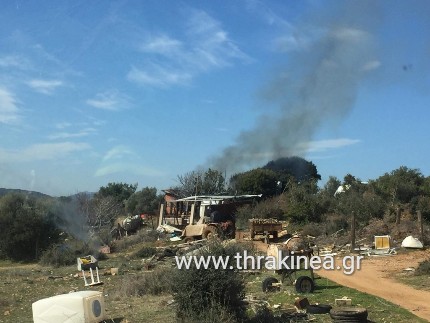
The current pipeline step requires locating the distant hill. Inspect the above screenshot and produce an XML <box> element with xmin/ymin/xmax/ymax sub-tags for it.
<box><xmin>0</xmin><ymin>188</ymin><xmax>52</xmax><ymax>199</ymax></box>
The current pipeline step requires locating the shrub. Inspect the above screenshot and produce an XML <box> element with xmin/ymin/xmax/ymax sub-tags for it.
<box><xmin>132</xmin><ymin>246</ymin><xmax>157</xmax><ymax>258</ymax></box>
<box><xmin>172</xmin><ymin>240</ymin><xmax>246</xmax><ymax>322</ymax></box>
<box><xmin>248</xmin><ymin>306</ymin><xmax>277</xmax><ymax>323</ymax></box>
<box><xmin>322</xmin><ymin>213</ymin><xmax>348</xmax><ymax>235</ymax></box>
<box><xmin>39</xmin><ymin>240</ymin><xmax>102</xmax><ymax>267</ymax></box>
<box><xmin>111</xmin><ymin>229</ymin><xmax>162</xmax><ymax>252</ymax></box>
<box><xmin>39</xmin><ymin>244</ymin><xmax>76</xmax><ymax>267</ymax></box>
<box><xmin>177</xmin><ymin>301</ymin><xmax>237</xmax><ymax>323</ymax></box>
<box><xmin>116</xmin><ymin>267</ymin><xmax>174</xmax><ymax>296</ymax></box>
<box><xmin>359</xmin><ymin>219</ymin><xmax>390</xmax><ymax>241</ymax></box>
<box><xmin>301</xmin><ymin>222</ymin><xmax>324</xmax><ymax>237</ymax></box>
<box><xmin>415</xmin><ymin>259</ymin><xmax>430</xmax><ymax>276</ymax></box>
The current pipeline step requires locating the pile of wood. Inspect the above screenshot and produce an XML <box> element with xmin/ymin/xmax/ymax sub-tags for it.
<box><xmin>249</xmin><ymin>218</ymin><xmax>280</xmax><ymax>224</ymax></box>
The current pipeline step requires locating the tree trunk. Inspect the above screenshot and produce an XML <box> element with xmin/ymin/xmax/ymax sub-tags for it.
<box><xmin>418</xmin><ymin>210</ymin><xmax>424</xmax><ymax>246</ymax></box>
<box><xmin>396</xmin><ymin>207</ymin><xmax>401</xmax><ymax>225</ymax></box>
<box><xmin>350</xmin><ymin>211</ymin><xmax>356</xmax><ymax>252</ymax></box>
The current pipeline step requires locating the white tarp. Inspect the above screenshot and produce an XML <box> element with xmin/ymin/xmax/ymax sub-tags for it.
<box><xmin>401</xmin><ymin>235</ymin><xmax>423</xmax><ymax>249</ymax></box>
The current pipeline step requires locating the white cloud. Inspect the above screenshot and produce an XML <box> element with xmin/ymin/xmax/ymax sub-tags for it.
<box><xmin>95</xmin><ymin>163</ymin><xmax>164</xmax><ymax>177</ymax></box>
<box><xmin>0</xmin><ymin>55</ymin><xmax>31</xmax><ymax>70</ymax></box>
<box><xmin>27</xmin><ymin>79</ymin><xmax>63</xmax><ymax>94</ymax></box>
<box><xmin>139</xmin><ymin>35</ymin><xmax>183</xmax><ymax>55</ymax></box>
<box><xmin>55</xmin><ymin>122</ymin><xmax>73</xmax><ymax>129</ymax></box>
<box><xmin>299</xmin><ymin>138</ymin><xmax>361</xmax><ymax>153</ymax></box>
<box><xmin>86</xmin><ymin>90</ymin><xmax>131</xmax><ymax>111</ymax></box>
<box><xmin>0</xmin><ymin>142</ymin><xmax>91</xmax><ymax>163</ymax></box>
<box><xmin>0</xmin><ymin>87</ymin><xmax>20</xmax><ymax>125</ymax></box>
<box><xmin>129</xmin><ymin>9</ymin><xmax>251</xmax><ymax>87</ymax></box>
<box><xmin>127</xmin><ymin>65</ymin><xmax>192</xmax><ymax>87</ymax></box>
<box><xmin>48</xmin><ymin>128</ymin><xmax>97</xmax><ymax>140</ymax></box>
<box><xmin>362</xmin><ymin>60</ymin><xmax>381</xmax><ymax>71</ymax></box>
<box><xmin>96</xmin><ymin>145</ymin><xmax>164</xmax><ymax>177</ymax></box>
<box><xmin>102</xmin><ymin>145</ymin><xmax>135</xmax><ymax>161</ymax></box>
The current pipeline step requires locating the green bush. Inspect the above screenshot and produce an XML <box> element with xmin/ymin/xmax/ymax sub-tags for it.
<box><xmin>415</xmin><ymin>259</ymin><xmax>430</xmax><ymax>276</ymax></box>
<box><xmin>117</xmin><ymin>267</ymin><xmax>174</xmax><ymax>296</ymax></box>
<box><xmin>248</xmin><ymin>306</ymin><xmax>277</xmax><ymax>323</ymax></box>
<box><xmin>39</xmin><ymin>240</ymin><xmax>101</xmax><ymax>267</ymax></box>
<box><xmin>172</xmin><ymin>240</ymin><xmax>246</xmax><ymax>322</ymax></box>
<box><xmin>112</xmin><ymin>229</ymin><xmax>161</xmax><ymax>252</ymax></box>
<box><xmin>132</xmin><ymin>246</ymin><xmax>157</xmax><ymax>258</ymax></box>
<box><xmin>0</xmin><ymin>194</ymin><xmax>60</xmax><ymax>261</ymax></box>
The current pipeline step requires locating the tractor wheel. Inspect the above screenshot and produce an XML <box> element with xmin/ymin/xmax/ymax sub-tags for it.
<box><xmin>183</xmin><ymin>237</ymin><xmax>195</xmax><ymax>243</ymax></box>
<box><xmin>295</xmin><ymin>276</ymin><xmax>315</xmax><ymax>293</ymax></box>
<box><xmin>202</xmin><ymin>226</ymin><xmax>218</xmax><ymax>239</ymax></box>
<box><xmin>262</xmin><ymin>277</ymin><xmax>280</xmax><ymax>292</ymax></box>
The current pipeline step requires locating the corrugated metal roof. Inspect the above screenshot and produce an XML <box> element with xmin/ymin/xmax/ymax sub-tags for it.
<box><xmin>173</xmin><ymin>194</ymin><xmax>262</xmax><ymax>202</ymax></box>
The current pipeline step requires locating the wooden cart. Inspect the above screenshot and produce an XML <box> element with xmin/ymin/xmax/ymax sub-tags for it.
<box><xmin>249</xmin><ymin>218</ymin><xmax>282</xmax><ymax>241</ymax></box>
<box><xmin>262</xmin><ymin>241</ymin><xmax>315</xmax><ymax>294</ymax></box>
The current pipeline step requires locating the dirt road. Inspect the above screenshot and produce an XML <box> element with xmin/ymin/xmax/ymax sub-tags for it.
<box><xmin>253</xmin><ymin>240</ymin><xmax>430</xmax><ymax>321</ymax></box>
<box><xmin>316</xmin><ymin>249</ymin><xmax>430</xmax><ymax>322</ymax></box>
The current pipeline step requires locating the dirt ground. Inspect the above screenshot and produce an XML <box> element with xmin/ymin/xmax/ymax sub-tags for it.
<box><xmin>316</xmin><ymin>249</ymin><xmax>430</xmax><ymax>322</ymax></box>
<box><xmin>254</xmin><ymin>239</ymin><xmax>430</xmax><ymax>322</ymax></box>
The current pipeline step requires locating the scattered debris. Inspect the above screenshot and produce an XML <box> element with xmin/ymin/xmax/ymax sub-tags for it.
<box><xmin>294</xmin><ymin>297</ymin><xmax>310</xmax><ymax>310</ymax></box>
<box><xmin>32</xmin><ymin>291</ymin><xmax>106</xmax><ymax>323</ymax></box>
<box><xmin>166</xmin><ymin>299</ymin><xmax>175</xmax><ymax>306</ymax></box>
<box><xmin>77</xmin><ymin>255</ymin><xmax>98</xmax><ymax>271</ymax></box>
<box><xmin>401</xmin><ymin>236</ymin><xmax>424</xmax><ymax>249</ymax></box>
<box><xmin>156</xmin><ymin>224</ymin><xmax>182</xmax><ymax>234</ymax></box>
<box><xmin>335</xmin><ymin>297</ymin><xmax>352</xmax><ymax>306</ymax></box>
<box><xmin>374</xmin><ymin>235</ymin><xmax>391</xmax><ymax>250</ymax></box>
<box><xmin>169</xmin><ymin>236</ymin><xmax>182</xmax><ymax>242</ymax></box>
<box><xmin>99</xmin><ymin>245</ymin><xmax>111</xmax><ymax>254</ymax></box>
<box><xmin>82</xmin><ymin>268</ymin><xmax>103</xmax><ymax>287</ymax></box>
<box><xmin>403</xmin><ymin>267</ymin><xmax>415</xmax><ymax>272</ymax></box>
<box><xmin>329</xmin><ymin>306</ymin><xmax>368</xmax><ymax>322</ymax></box>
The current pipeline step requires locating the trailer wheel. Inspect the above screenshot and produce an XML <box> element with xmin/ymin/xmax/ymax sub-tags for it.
<box><xmin>295</xmin><ymin>276</ymin><xmax>315</xmax><ymax>293</ymax></box>
<box><xmin>183</xmin><ymin>237</ymin><xmax>194</xmax><ymax>243</ymax></box>
<box><xmin>262</xmin><ymin>277</ymin><xmax>280</xmax><ymax>292</ymax></box>
<box><xmin>202</xmin><ymin>226</ymin><xmax>218</xmax><ymax>239</ymax></box>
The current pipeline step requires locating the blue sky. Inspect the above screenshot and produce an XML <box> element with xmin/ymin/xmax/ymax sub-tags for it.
<box><xmin>0</xmin><ymin>0</ymin><xmax>429</xmax><ymax>196</ymax></box>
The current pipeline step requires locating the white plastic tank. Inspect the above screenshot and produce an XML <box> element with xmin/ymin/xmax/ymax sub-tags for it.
<box><xmin>32</xmin><ymin>290</ymin><xmax>105</xmax><ymax>323</ymax></box>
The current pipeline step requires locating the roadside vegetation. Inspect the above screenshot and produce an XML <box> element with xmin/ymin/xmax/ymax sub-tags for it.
<box><xmin>0</xmin><ymin>157</ymin><xmax>429</xmax><ymax>322</ymax></box>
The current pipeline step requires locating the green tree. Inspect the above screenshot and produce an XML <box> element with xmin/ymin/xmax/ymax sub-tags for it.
<box><xmin>0</xmin><ymin>194</ymin><xmax>60</xmax><ymax>261</ymax></box>
<box><xmin>126</xmin><ymin>187</ymin><xmax>163</xmax><ymax>215</ymax></box>
<box><xmin>283</xmin><ymin>181</ymin><xmax>322</xmax><ymax>223</ymax></box>
<box><xmin>176</xmin><ymin>168</ymin><xmax>225</xmax><ymax>197</ymax></box>
<box><xmin>97</xmin><ymin>182</ymin><xmax>137</xmax><ymax>206</ymax></box>
<box><xmin>334</xmin><ymin>183</ymin><xmax>386</xmax><ymax>224</ymax></box>
<box><xmin>229</xmin><ymin>168</ymin><xmax>278</xmax><ymax>197</ymax></box>
<box><xmin>324</xmin><ymin>176</ymin><xmax>342</xmax><ymax>197</ymax></box>
<box><xmin>263</xmin><ymin>156</ymin><xmax>321</xmax><ymax>183</ymax></box>
<box><xmin>371</xmin><ymin>166</ymin><xmax>424</xmax><ymax>205</ymax></box>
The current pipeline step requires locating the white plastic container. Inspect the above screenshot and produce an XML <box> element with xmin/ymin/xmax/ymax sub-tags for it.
<box><xmin>32</xmin><ymin>290</ymin><xmax>105</xmax><ymax>323</ymax></box>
